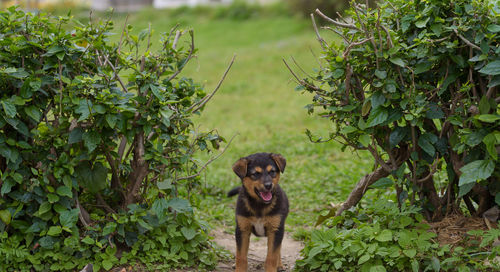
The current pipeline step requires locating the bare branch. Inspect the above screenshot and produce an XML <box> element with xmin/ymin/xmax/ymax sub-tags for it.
<box><xmin>102</xmin><ymin>53</ymin><xmax>128</xmax><ymax>93</ymax></box>
<box><xmin>367</xmin><ymin>145</ymin><xmax>393</xmax><ymax>172</ymax></box>
<box><xmin>453</xmin><ymin>28</ymin><xmax>481</xmax><ymax>51</ymax></box>
<box><xmin>176</xmin><ymin>134</ymin><xmax>237</xmax><ymax>181</ymax></box>
<box><xmin>315</xmin><ymin>9</ymin><xmax>360</xmax><ymax>30</ymax></box>
<box><xmin>188</xmin><ymin>54</ymin><xmax>236</xmax><ymax>113</ymax></box>
<box><xmin>311</xmin><ymin>13</ymin><xmax>327</xmax><ymax>51</ymax></box>
<box><xmin>172</xmin><ymin>30</ymin><xmax>181</xmax><ymax>50</ymax></box>
<box><xmin>282</xmin><ymin>59</ymin><xmax>326</xmax><ymax>93</ymax></box>
<box><xmin>165</xmin><ymin>29</ymin><xmax>195</xmax><ymax>83</ymax></box>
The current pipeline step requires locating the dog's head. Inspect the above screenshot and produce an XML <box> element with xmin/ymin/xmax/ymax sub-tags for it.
<box><xmin>232</xmin><ymin>153</ymin><xmax>286</xmax><ymax>204</ymax></box>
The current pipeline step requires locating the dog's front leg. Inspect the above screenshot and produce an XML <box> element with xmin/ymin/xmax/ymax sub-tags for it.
<box><xmin>235</xmin><ymin>223</ymin><xmax>251</xmax><ymax>272</ymax></box>
<box><xmin>265</xmin><ymin>222</ymin><xmax>284</xmax><ymax>272</ymax></box>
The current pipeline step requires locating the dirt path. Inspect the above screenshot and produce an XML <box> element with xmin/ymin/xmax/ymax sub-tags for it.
<box><xmin>211</xmin><ymin>228</ymin><xmax>303</xmax><ymax>271</ymax></box>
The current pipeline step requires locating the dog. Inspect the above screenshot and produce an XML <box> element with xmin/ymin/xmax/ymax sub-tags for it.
<box><xmin>228</xmin><ymin>152</ymin><xmax>289</xmax><ymax>272</ymax></box>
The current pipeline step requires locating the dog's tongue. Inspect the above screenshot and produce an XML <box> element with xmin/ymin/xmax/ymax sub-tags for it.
<box><xmin>260</xmin><ymin>191</ymin><xmax>272</xmax><ymax>201</ymax></box>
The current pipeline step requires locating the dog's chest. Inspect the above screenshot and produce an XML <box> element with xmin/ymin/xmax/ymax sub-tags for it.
<box><xmin>252</xmin><ymin>218</ymin><xmax>266</xmax><ymax>237</ymax></box>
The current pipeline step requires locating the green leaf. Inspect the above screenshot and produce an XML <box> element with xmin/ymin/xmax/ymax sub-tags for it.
<box><xmin>138</xmin><ymin>219</ymin><xmax>153</xmax><ymax>230</ymax></box>
<box><xmin>59</xmin><ymin>209</ymin><xmax>79</xmax><ymax>228</ymax></box>
<box><xmin>375</xmin><ymin>229</ymin><xmax>393</xmax><ymax>242</ymax></box>
<box><xmin>102</xmin><ymin>222</ymin><xmax>117</xmax><ymax>236</ymax></box>
<box><xmin>38</xmin><ymin>202</ymin><xmax>52</xmax><ymax>215</ymax></box>
<box><xmin>403</xmin><ymin>248</ymin><xmax>416</xmax><ymax>258</ymax></box>
<box><xmin>458</xmin><ymin>182</ymin><xmax>475</xmax><ymax>197</ymax></box>
<box><xmin>82</xmin><ymin>131</ymin><xmax>100</xmax><ymax>153</ymax></box>
<box><xmin>495</xmin><ymin>193</ymin><xmax>500</xmax><ymax>206</ymax></box>
<box><xmin>371</xmin><ymin>92</ymin><xmax>386</xmax><ymax>109</ymax></box>
<box><xmin>76</xmin><ymin>100</ymin><xmax>92</xmax><ymax>122</ymax></box>
<box><xmin>105</xmin><ymin>114</ymin><xmax>118</xmax><ymax>129</ymax></box>
<box><xmin>181</xmin><ymin>227</ymin><xmax>197</xmax><ymax>240</ymax></box>
<box><xmin>390</xmin><ymin>126</ymin><xmax>408</xmax><ymax>148</ymax></box>
<box><xmin>425</xmin><ymin>103</ymin><xmax>444</xmax><ymax>119</ymax></box>
<box><xmin>0</xmin><ymin>209</ymin><xmax>11</xmax><ymax>225</ymax></box>
<box><xmin>68</xmin><ymin>128</ymin><xmax>83</xmax><ymax>144</ymax></box>
<box><xmin>389</xmin><ymin>57</ymin><xmax>405</xmax><ymax>67</ymax></box>
<box><xmin>482</xmin><ymin>133</ymin><xmax>498</xmax><ymax>160</ymax></box>
<box><xmin>75</xmin><ymin>162</ymin><xmax>108</xmax><ymax>193</ymax></box>
<box><xmin>56</xmin><ymin>186</ymin><xmax>72</xmax><ymax>198</ymax></box>
<box><xmin>359</xmin><ymin>134</ymin><xmax>371</xmax><ymax>147</ymax></box>
<box><xmin>415</xmin><ymin>17</ymin><xmax>430</xmax><ymax>28</ymax></box>
<box><xmin>152</xmin><ymin>198</ymin><xmax>168</xmax><ymax>219</ymax></box>
<box><xmin>47</xmin><ymin>193</ymin><xmax>59</xmax><ymax>203</ymax></box>
<box><xmin>167</xmin><ymin>198</ymin><xmax>192</xmax><ymax>213</ymax></box>
<box><xmin>160</xmin><ymin>108</ymin><xmax>173</xmax><ymax>127</ymax></box>
<box><xmin>487</xmin><ymin>24</ymin><xmax>500</xmax><ymax>33</ymax></box>
<box><xmin>39</xmin><ymin>236</ymin><xmax>57</xmax><ymax>249</ymax></box>
<box><xmin>418</xmin><ymin>133</ymin><xmax>437</xmax><ymax>157</ymax></box>
<box><xmin>459</xmin><ymin>160</ymin><xmax>495</xmax><ymax>186</ymax></box>
<box><xmin>479</xmin><ymin>60</ymin><xmax>500</xmax><ymax>75</ymax></box>
<box><xmin>102</xmin><ymin>259</ymin><xmax>113</xmax><ymax>271</ymax></box>
<box><xmin>47</xmin><ymin>226</ymin><xmax>62</xmax><ymax>236</ymax></box>
<box><xmin>149</xmin><ymin>84</ymin><xmax>164</xmax><ymax>100</ymax></box>
<box><xmin>340</xmin><ymin>126</ymin><xmax>357</xmax><ymax>134</ymax></box>
<box><xmin>358</xmin><ymin>254</ymin><xmax>371</xmax><ymax>265</ymax></box>
<box><xmin>431</xmin><ymin>256</ymin><xmax>440</xmax><ymax>272</ymax></box>
<box><xmin>411</xmin><ymin>259</ymin><xmax>419</xmax><ymax>272</ymax></box>
<box><xmin>479</xmin><ymin>96</ymin><xmax>491</xmax><ymax>114</ymax></box>
<box><xmin>374</xmin><ymin>70</ymin><xmax>387</xmax><ymax>79</ymax></box>
<box><xmin>81</xmin><ymin>236</ymin><xmax>94</xmax><ymax>245</ymax></box>
<box><xmin>362</xmin><ymin>100</ymin><xmax>371</xmax><ymax>116</ymax></box>
<box><xmin>474</xmin><ymin>114</ymin><xmax>500</xmax><ymax>123</ymax></box>
<box><xmin>369</xmin><ymin>265</ymin><xmax>387</xmax><ymax>272</ymax></box>
<box><xmin>370</xmin><ymin>178</ymin><xmax>393</xmax><ymax>189</ymax></box>
<box><xmin>415</xmin><ymin>62</ymin><xmax>432</xmax><ymax>74</ymax></box>
<box><xmin>1</xmin><ymin>100</ymin><xmax>16</xmax><ymax>117</ymax></box>
<box><xmin>24</xmin><ymin>105</ymin><xmax>41</xmax><ymax>121</ymax></box>
<box><xmin>367</xmin><ymin>107</ymin><xmax>388</xmax><ymax>127</ymax></box>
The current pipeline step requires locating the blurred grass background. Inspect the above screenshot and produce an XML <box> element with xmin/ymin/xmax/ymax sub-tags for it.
<box><xmin>38</xmin><ymin>1</ymin><xmax>372</xmax><ymax>236</ymax></box>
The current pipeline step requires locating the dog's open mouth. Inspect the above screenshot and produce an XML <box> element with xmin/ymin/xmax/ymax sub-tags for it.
<box><xmin>255</xmin><ymin>188</ymin><xmax>273</xmax><ymax>202</ymax></box>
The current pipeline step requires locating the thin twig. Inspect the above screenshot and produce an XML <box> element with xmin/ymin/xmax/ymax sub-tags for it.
<box><xmin>172</xmin><ymin>30</ymin><xmax>181</xmax><ymax>50</ymax></box>
<box><xmin>188</xmin><ymin>54</ymin><xmax>236</xmax><ymax>113</ymax></box>
<box><xmin>315</xmin><ymin>9</ymin><xmax>360</xmax><ymax>30</ymax></box>
<box><xmin>166</xmin><ymin>30</ymin><xmax>195</xmax><ymax>83</ymax></box>
<box><xmin>282</xmin><ymin>59</ymin><xmax>326</xmax><ymax>93</ymax></box>
<box><xmin>102</xmin><ymin>53</ymin><xmax>128</xmax><ymax>93</ymax></box>
<box><xmin>311</xmin><ymin>13</ymin><xmax>327</xmax><ymax>50</ymax></box>
<box><xmin>453</xmin><ymin>28</ymin><xmax>481</xmax><ymax>51</ymax></box>
<box><xmin>117</xmin><ymin>14</ymin><xmax>129</xmax><ymax>57</ymax></box>
<box><xmin>176</xmin><ymin>134</ymin><xmax>238</xmax><ymax>181</ymax></box>
<box><xmin>367</xmin><ymin>145</ymin><xmax>393</xmax><ymax>172</ymax></box>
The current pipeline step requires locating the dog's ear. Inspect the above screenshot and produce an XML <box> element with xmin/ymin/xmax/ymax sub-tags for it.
<box><xmin>271</xmin><ymin>153</ymin><xmax>286</xmax><ymax>173</ymax></box>
<box><xmin>232</xmin><ymin>158</ymin><xmax>248</xmax><ymax>179</ymax></box>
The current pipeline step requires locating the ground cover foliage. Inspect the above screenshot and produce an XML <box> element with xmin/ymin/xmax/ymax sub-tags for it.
<box><xmin>0</xmin><ymin>6</ymin><xmax>227</xmax><ymax>271</ymax></box>
<box><xmin>293</xmin><ymin>0</ymin><xmax>500</xmax><ymax>270</ymax></box>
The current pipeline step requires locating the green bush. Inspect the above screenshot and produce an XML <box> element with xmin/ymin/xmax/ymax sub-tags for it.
<box><xmin>298</xmin><ymin>0</ymin><xmax>499</xmax><ymax>220</ymax></box>
<box><xmin>296</xmin><ymin>200</ymin><xmax>500</xmax><ymax>271</ymax></box>
<box><xmin>0</xmin><ymin>6</ymin><xmax>224</xmax><ymax>271</ymax></box>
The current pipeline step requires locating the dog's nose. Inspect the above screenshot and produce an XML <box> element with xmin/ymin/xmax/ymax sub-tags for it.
<box><xmin>264</xmin><ymin>183</ymin><xmax>272</xmax><ymax>190</ymax></box>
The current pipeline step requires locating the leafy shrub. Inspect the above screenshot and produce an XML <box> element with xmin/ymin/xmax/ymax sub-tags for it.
<box><xmin>296</xmin><ymin>0</ymin><xmax>500</xmax><ymax>220</ymax></box>
<box><xmin>297</xmin><ymin>200</ymin><xmax>500</xmax><ymax>271</ymax></box>
<box><xmin>0</xmin><ymin>6</ymin><xmax>225</xmax><ymax>271</ymax></box>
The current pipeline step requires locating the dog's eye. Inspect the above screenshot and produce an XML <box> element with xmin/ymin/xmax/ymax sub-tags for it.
<box><xmin>250</xmin><ymin>173</ymin><xmax>260</xmax><ymax>179</ymax></box>
<box><xmin>269</xmin><ymin>170</ymin><xmax>276</xmax><ymax>176</ymax></box>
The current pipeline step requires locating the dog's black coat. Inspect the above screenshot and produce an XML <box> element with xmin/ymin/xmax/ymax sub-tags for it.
<box><xmin>229</xmin><ymin>152</ymin><xmax>289</xmax><ymax>271</ymax></box>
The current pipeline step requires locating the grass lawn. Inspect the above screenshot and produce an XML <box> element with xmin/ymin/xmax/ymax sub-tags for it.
<box><xmin>65</xmin><ymin>5</ymin><xmax>372</xmax><ymax>234</ymax></box>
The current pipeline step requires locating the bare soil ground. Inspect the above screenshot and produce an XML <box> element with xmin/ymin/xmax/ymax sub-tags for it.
<box><xmin>211</xmin><ymin>229</ymin><xmax>303</xmax><ymax>272</ymax></box>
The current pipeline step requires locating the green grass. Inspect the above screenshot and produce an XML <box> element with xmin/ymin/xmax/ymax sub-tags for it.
<box><xmin>61</xmin><ymin>5</ymin><xmax>372</xmax><ymax>234</ymax></box>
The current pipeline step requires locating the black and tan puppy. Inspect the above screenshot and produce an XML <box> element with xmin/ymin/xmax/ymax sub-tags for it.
<box><xmin>228</xmin><ymin>153</ymin><xmax>289</xmax><ymax>272</ymax></box>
